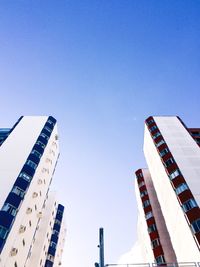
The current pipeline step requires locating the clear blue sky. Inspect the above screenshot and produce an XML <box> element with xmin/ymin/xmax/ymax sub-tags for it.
<box><xmin>0</xmin><ymin>1</ymin><xmax>200</xmax><ymax>266</ymax></box>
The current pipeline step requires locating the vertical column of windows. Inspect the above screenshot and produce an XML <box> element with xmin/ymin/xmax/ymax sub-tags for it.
<box><xmin>135</xmin><ymin>169</ymin><xmax>165</xmax><ymax>263</ymax></box>
<box><xmin>44</xmin><ymin>204</ymin><xmax>64</xmax><ymax>267</ymax></box>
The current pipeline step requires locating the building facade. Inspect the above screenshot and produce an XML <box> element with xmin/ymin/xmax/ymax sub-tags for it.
<box><xmin>135</xmin><ymin>116</ymin><xmax>200</xmax><ymax>264</ymax></box>
<box><xmin>0</xmin><ymin>116</ymin><xmax>66</xmax><ymax>267</ymax></box>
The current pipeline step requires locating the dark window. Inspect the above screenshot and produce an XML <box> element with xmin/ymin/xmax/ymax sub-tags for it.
<box><xmin>54</xmin><ymin>219</ymin><xmax>61</xmax><ymax>225</ymax></box>
<box><xmin>40</xmin><ymin>133</ymin><xmax>49</xmax><ymax>140</ymax></box>
<box><xmin>155</xmin><ymin>255</ymin><xmax>165</xmax><ymax>264</ymax></box>
<box><xmin>169</xmin><ymin>169</ymin><xmax>180</xmax><ymax>180</ymax></box>
<box><xmin>47</xmin><ymin>119</ymin><xmax>55</xmax><ymax>126</ymax></box>
<box><xmin>23</xmin><ymin>239</ymin><xmax>25</xmax><ymax>246</ymax></box>
<box><xmin>50</xmin><ymin>241</ymin><xmax>57</xmax><ymax>249</ymax></box>
<box><xmin>164</xmin><ymin>158</ymin><xmax>174</xmax><ymax>167</ymax></box>
<box><xmin>138</xmin><ymin>181</ymin><xmax>145</xmax><ymax>188</ymax></box>
<box><xmin>53</xmin><ymin>230</ymin><xmax>59</xmax><ymax>236</ymax></box>
<box><xmin>191</xmin><ymin>218</ymin><xmax>200</xmax><ymax>234</ymax></box>
<box><xmin>191</xmin><ymin>131</ymin><xmax>200</xmax><ymax>137</ymax></box>
<box><xmin>26</xmin><ymin>160</ymin><xmax>37</xmax><ymax>170</ymax></box>
<box><xmin>36</xmin><ymin>140</ymin><xmax>46</xmax><ymax>149</ymax></box>
<box><xmin>19</xmin><ymin>172</ymin><xmax>32</xmax><ymax>182</ymax></box>
<box><xmin>150</xmin><ymin>125</ymin><xmax>157</xmax><ymax>132</ymax></box>
<box><xmin>0</xmin><ymin>225</ymin><xmax>8</xmax><ymax>239</ymax></box>
<box><xmin>148</xmin><ymin>224</ymin><xmax>157</xmax><ymax>233</ymax></box>
<box><xmin>159</xmin><ymin>148</ymin><xmax>169</xmax><ymax>157</ymax></box>
<box><xmin>146</xmin><ymin>119</ymin><xmax>154</xmax><ymax>126</ymax></box>
<box><xmin>2</xmin><ymin>203</ymin><xmax>17</xmax><ymax>216</ymax></box>
<box><xmin>153</xmin><ymin>132</ymin><xmax>161</xmax><ymax>139</ymax></box>
<box><xmin>175</xmin><ymin>183</ymin><xmax>189</xmax><ymax>195</ymax></box>
<box><xmin>31</xmin><ymin>150</ymin><xmax>41</xmax><ymax>158</ymax></box>
<box><xmin>156</xmin><ymin>139</ymin><xmax>165</xmax><ymax>147</ymax></box>
<box><xmin>145</xmin><ymin>211</ymin><xmax>153</xmax><ymax>220</ymax></box>
<box><xmin>140</xmin><ymin>190</ymin><xmax>148</xmax><ymax>197</ymax></box>
<box><xmin>182</xmin><ymin>199</ymin><xmax>198</xmax><ymax>212</ymax></box>
<box><xmin>44</xmin><ymin>126</ymin><xmax>52</xmax><ymax>133</ymax></box>
<box><xmin>12</xmin><ymin>186</ymin><xmax>25</xmax><ymax>198</ymax></box>
<box><xmin>143</xmin><ymin>200</ymin><xmax>150</xmax><ymax>208</ymax></box>
<box><xmin>151</xmin><ymin>238</ymin><xmax>160</xmax><ymax>249</ymax></box>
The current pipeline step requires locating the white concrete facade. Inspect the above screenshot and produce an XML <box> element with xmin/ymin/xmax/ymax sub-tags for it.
<box><xmin>0</xmin><ymin>116</ymin><xmax>66</xmax><ymax>267</ymax></box>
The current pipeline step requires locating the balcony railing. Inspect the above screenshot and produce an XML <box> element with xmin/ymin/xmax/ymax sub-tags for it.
<box><xmin>105</xmin><ymin>263</ymin><xmax>200</xmax><ymax>267</ymax></box>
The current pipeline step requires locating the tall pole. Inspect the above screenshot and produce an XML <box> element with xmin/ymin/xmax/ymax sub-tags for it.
<box><xmin>99</xmin><ymin>228</ymin><xmax>104</xmax><ymax>267</ymax></box>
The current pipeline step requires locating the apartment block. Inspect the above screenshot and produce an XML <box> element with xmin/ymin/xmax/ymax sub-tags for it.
<box><xmin>135</xmin><ymin>116</ymin><xmax>200</xmax><ymax>264</ymax></box>
<box><xmin>0</xmin><ymin>116</ymin><xmax>66</xmax><ymax>267</ymax></box>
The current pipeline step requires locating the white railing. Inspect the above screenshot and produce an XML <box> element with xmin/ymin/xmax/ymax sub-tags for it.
<box><xmin>105</xmin><ymin>263</ymin><xmax>200</xmax><ymax>267</ymax></box>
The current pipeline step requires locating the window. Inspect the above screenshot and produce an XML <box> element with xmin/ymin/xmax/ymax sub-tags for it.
<box><xmin>155</xmin><ymin>139</ymin><xmax>165</xmax><ymax>147</ymax></box>
<box><xmin>55</xmin><ymin>219</ymin><xmax>61</xmax><ymax>225</ymax></box>
<box><xmin>22</xmin><ymin>239</ymin><xmax>25</xmax><ymax>246</ymax></box>
<box><xmin>2</xmin><ymin>203</ymin><xmax>17</xmax><ymax>216</ymax></box>
<box><xmin>44</xmin><ymin>126</ymin><xmax>52</xmax><ymax>133</ymax></box>
<box><xmin>31</xmin><ymin>150</ymin><xmax>41</xmax><ymax>158</ymax></box>
<box><xmin>57</xmin><ymin>210</ymin><xmax>63</xmax><ymax>216</ymax></box>
<box><xmin>140</xmin><ymin>190</ymin><xmax>148</xmax><ymax>197</ymax></box>
<box><xmin>182</xmin><ymin>198</ymin><xmax>198</xmax><ymax>212</ymax></box>
<box><xmin>143</xmin><ymin>199</ymin><xmax>150</xmax><ymax>208</ymax></box>
<box><xmin>150</xmin><ymin>125</ymin><xmax>157</xmax><ymax>132</ymax></box>
<box><xmin>50</xmin><ymin>241</ymin><xmax>57</xmax><ymax>249</ymax></box>
<box><xmin>175</xmin><ymin>183</ymin><xmax>189</xmax><ymax>195</ymax></box>
<box><xmin>47</xmin><ymin>254</ymin><xmax>54</xmax><ymax>261</ymax></box>
<box><xmin>169</xmin><ymin>169</ymin><xmax>180</xmax><ymax>180</ymax></box>
<box><xmin>14</xmin><ymin>262</ymin><xmax>18</xmax><ymax>267</ymax></box>
<box><xmin>164</xmin><ymin>158</ymin><xmax>174</xmax><ymax>167</ymax></box>
<box><xmin>153</xmin><ymin>132</ymin><xmax>161</xmax><ymax>139</ymax></box>
<box><xmin>155</xmin><ymin>255</ymin><xmax>165</xmax><ymax>265</ymax></box>
<box><xmin>145</xmin><ymin>211</ymin><xmax>153</xmax><ymax>220</ymax></box>
<box><xmin>138</xmin><ymin>181</ymin><xmax>145</xmax><ymax>188</ymax></box>
<box><xmin>0</xmin><ymin>225</ymin><xmax>8</xmax><ymax>239</ymax></box>
<box><xmin>36</xmin><ymin>140</ymin><xmax>46</xmax><ymax>149</ymax></box>
<box><xmin>53</xmin><ymin>230</ymin><xmax>59</xmax><ymax>236</ymax></box>
<box><xmin>26</xmin><ymin>160</ymin><xmax>37</xmax><ymax>170</ymax></box>
<box><xmin>146</xmin><ymin>119</ymin><xmax>154</xmax><ymax>126</ymax></box>
<box><xmin>47</xmin><ymin>119</ymin><xmax>55</xmax><ymax>126</ymax></box>
<box><xmin>191</xmin><ymin>131</ymin><xmax>200</xmax><ymax>137</ymax></box>
<box><xmin>12</xmin><ymin>186</ymin><xmax>25</xmax><ymax>198</ymax></box>
<box><xmin>159</xmin><ymin>148</ymin><xmax>169</xmax><ymax>157</ymax></box>
<box><xmin>148</xmin><ymin>224</ymin><xmax>157</xmax><ymax>233</ymax></box>
<box><xmin>191</xmin><ymin>218</ymin><xmax>200</xmax><ymax>233</ymax></box>
<box><xmin>19</xmin><ymin>172</ymin><xmax>32</xmax><ymax>182</ymax></box>
<box><xmin>40</xmin><ymin>133</ymin><xmax>49</xmax><ymax>140</ymax></box>
<box><xmin>29</xmin><ymin>220</ymin><xmax>32</xmax><ymax>227</ymax></box>
<box><xmin>151</xmin><ymin>238</ymin><xmax>160</xmax><ymax>249</ymax></box>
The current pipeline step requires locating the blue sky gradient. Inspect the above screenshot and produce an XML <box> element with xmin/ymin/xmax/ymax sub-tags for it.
<box><xmin>0</xmin><ymin>1</ymin><xmax>200</xmax><ymax>266</ymax></box>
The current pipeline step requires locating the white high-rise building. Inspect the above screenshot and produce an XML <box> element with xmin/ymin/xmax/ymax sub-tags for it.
<box><xmin>0</xmin><ymin>116</ymin><xmax>66</xmax><ymax>267</ymax></box>
<box><xmin>135</xmin><ymin>116</ymin><xmax>200</xmax><ymax>264</ymax></box>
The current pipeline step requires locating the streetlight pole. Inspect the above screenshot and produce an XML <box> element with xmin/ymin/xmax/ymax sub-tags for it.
<box><xmin>99</xmin><ymin>228</ymin><xmax>104</xmax><ymax>267</ymax></box>
<box><xmin>95</xmin><ymin>228</ymin><xmax>105</xmax><ymax>267</ymax></box>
